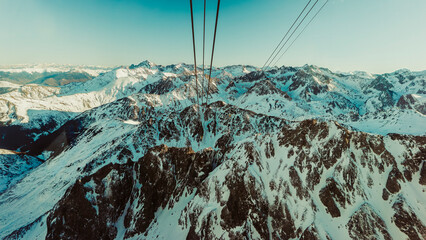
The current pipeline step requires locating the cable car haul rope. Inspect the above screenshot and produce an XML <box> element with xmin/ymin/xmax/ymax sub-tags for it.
<box><xmin>189</xmin><ymin>0</ymin><xmax>221</xmax><ymax>108</ymax></box>
<box><xmin>188</xmin><ymin>0</ymin><xmax>328</xmax><ymax>107</ymax></box>
<box><xmin>189</xmin><ymin>0</ymin><xmax>200</xmax><ymax>108</ymax></box>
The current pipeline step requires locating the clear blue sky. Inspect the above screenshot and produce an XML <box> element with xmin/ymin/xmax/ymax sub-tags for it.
<box><xmin>0</xmin><ymin>0</ymin><xmax>425</xmax><ymax>73</ymax></box>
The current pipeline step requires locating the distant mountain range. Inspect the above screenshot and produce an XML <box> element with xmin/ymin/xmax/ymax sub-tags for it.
<box><xmin>0</xmin><ymin>61</ymin><xmax>424</xmax><ymax>239</ymax></box>
<box><xmin>0</xmin><ymin>64</ymin><xmax>114</xmax><ymax>86</ymax></box>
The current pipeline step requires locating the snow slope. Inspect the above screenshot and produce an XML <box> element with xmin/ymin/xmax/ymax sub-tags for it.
<box><xmin>0</xmin><ymin>98</ymin><xmax>424</xmax><ymax>239</ymax></box>
<box><xmin>0</xmin><ymin>64</ymin><xmax>113</xmax><ymax>76</ymax></box>
<box><xmin>0</xmin><ymin>61</ymin><xmax>425</xmax><ymax>239</ymax></box>
<box><xmin>0</xmin><ymin>149</ymin><xmax>42</xmax><ymax>194</ymax></box>
<box><xmin>1</xmin><ymin>61</ymin><xmax>424</xmax><ymax>137</ymax></box>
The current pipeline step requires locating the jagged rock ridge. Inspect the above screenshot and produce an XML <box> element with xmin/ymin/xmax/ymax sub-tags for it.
<box><xmin>1</xmin><ymin>62</ymin><xmax>425</xmax><ymax>152</ymax></box>
<box><xmin>0</xmin><ymin>62</ymin><xmax>425</xmax><ymax>239</ymax></box>
<box><xmin>0</xmin><ymin>98</ymin><xmax>424</xmax><ymax>239</ymax></box>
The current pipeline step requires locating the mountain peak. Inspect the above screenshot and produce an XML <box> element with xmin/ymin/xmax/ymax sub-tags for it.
<box><xmin>129</xmin><ymin>60</ymin><xmax>157</xmax><ymax>69</ymax></box>
<box><xmin>393</xmin><ymin>68</ymin><xmax>411</xmax><ymax>74</ymax></box>
<box><xmin>0</xmin><ymin>61</ymin><xmax>425</xmax><ymax>239</ymax></box>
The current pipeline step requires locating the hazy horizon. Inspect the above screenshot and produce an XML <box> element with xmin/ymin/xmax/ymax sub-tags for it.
<box><xmin>0</xmin><ymin>60</ymin><xmax>425</xmax><ymax>76</ymax></box>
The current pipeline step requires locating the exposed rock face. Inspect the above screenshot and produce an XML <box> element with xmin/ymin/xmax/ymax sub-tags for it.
<box><xmin>25</xmin><ymin>101</ymin><xmax>423</xmax><ymax>239</ymax></box>
<box><xmin>245</xmin><ymin>80</ymin><xmax>291</xmax><ymax>100</ymax></box>
<box><xmin>397</xmin><ymin>94</ymin><xmax>426</xmax><ymax>114</ymax></box>
<box><xmin>46</xmin><ymin>146</ymin><xmax>216</xmax><ymax>239</ymax></box>
<box><xmin>1</xmin><ymin>62</ymin><xmax>425</xmax><ymax>239</ymax></box>
<box><xmin>392</xmin><ymin>197</ymin><xmax>426</xmax><ymax>240</ymax></box>
<box><xmin>347</xmin><ymin>204</ymin><xmax>392</xmax><ymax>240</ymax></box>
<box><xmin>141</xmin><ymin>78</ymin><xmax>175</xmax><ymax>95</ymax></box>
<box><xmin>420</xmin><ymin>161</ymin><xmax>426</xmax><ymax>185</ymax></box>
<box><xmin>1</xmin><ymin>62</ymin><xmax>425</xmax><ymax>154</ymax></box>
<box><xmin>300</xmin><ymin>224</ymin><xmax>329</xmax><ymax>240</ymax></box>
<box><xmin>288</xmin><ymin>68</ymin><xmax>331</xmax><ymax>99</ymax></box>
<box><xmin>234</xmin><ymin>71</ymin><xmax>265</xmax><ymax>82</ymax></box>
<box><xmin>319</xmin><ymin>178</ymin><xmax>345</xmax><ymax>218</ymax></box>
<box><xmin>46</xmin><ymin>162</ymin><xmax>134</xmax><ymax>240</ymax></box>
<box><xmin>386</xmin><ymin>166</ymin><xmax>404</xmax><ymax>194</ymax></box>
<box><xmin>369</xmin><ymin>75</ymin><xmax>394</xmax><ymax>92</ymax></box>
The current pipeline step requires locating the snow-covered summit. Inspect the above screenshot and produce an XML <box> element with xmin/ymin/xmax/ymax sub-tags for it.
<box><xmin>0</xmin><ymin>61</ymin><xmax>425</xmax><ymax>239</ymax></box>
<box><xmin>0</xmin><ymin>61</ymin><xmax>424</xmax><ymax>151</ymax></box>
<box><xmin>0</xmin><ymin>63</ymin><xmax>114</xmax><ymax>76</ymax></box>
<box><xmin>0</xmin><ymin>94</ymin><xmax>424</xmax><ymax>239</ymax></box>
<box><xmin>129</xmin><ymin>60</ymin><xmax>157</xmax><ymax>70</ymax></box>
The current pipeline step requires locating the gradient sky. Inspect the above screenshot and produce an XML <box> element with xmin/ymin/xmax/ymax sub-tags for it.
<box><xmin>0</xmin><ymin>0</ymin><xmax>425</xmax><ymax>73</ymax></box>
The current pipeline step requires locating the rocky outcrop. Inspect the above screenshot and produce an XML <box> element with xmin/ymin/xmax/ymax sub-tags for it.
<box><xmin>46</xmin><ymin>162</ymin><xmax>134</xmax><ymax>240</ymax></box>
<box><xmin>347</xmin><ymin>204</ymin><xmax>391</xmax><ymax>240</ymax></box>
<box><xmin>40</xmin><ymin>102</ymin><xmax>425</xmax><ymax>239</ymax></box>
<box><xmin>319</xmin><ymin>178</ymin><xmax>346</xmax><ymax>218</ymax></box>
<box><xmin>288</xmin><ymin>69</ymin><xmax>330</xmax><ymax>99</ymax></box>
<box><xmin>397</xmin><ymin>94</ymin><xmax>426</xmax><ymax>114</ymax></box>
<box><xmin>245</xmin><ymin>80</ymin><xmax>291</xmax><ymax>100</ymax></box>
<box><xmin>46</xmin><ymin>146</ymin><xmax>216</xmax><ymax>239</ymax></box>
<box><xmin>392</xmin><ymin>197</ymin><xmax>426</xmax><ymax>240</ymax></box>
<box><xmin>1</xmin><ymin>63</ymin><xmax>425</xmax><ymax>239</ymax></box>
<box><xmin>141</xmin><ymin>78</ymin><xmax>175</xmax><ymax>95</ymax></box>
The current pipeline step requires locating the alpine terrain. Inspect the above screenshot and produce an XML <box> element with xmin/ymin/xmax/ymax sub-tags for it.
<box><xmin>0</xmin><ymin>61</ymin><xmax>425</xmax><ymax>239</ymax></box>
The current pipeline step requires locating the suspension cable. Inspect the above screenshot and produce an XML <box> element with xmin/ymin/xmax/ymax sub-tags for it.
<box><xmin>265</xmin><ymin>0</ymin><xmax>319</xmax><ymax>69</ymax></box>
<box><xmin>206</xmin><ymin>0</ymin><xmax>221</xmax><ymax>106</ymax></box>
<box><xmin>202</xmin><ymin>0</ymin><xmax>206</xmax><ymax>104</ymax></box>
<box><xmin>262</xmin><ymin>0</ymin><xmax>313</xmax><ymax>70</ymax></box>
<box><xmin>189</xmin><ymin>0</ymin><xmax>200</xmax><ymax>108</ymax></box>
<box><xmin>273</xmin><ymin>0</ymin><xmax>329</xmax><ymax>66</ymax></box>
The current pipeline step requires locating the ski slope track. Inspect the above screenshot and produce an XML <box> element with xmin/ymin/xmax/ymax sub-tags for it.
<box><xmin>0</xmin><ymin>61</ymin><xmax>425</xmax><ymax>239</ymax></box>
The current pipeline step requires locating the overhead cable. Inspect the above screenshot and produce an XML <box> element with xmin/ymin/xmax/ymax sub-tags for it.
<box><xmin>189</xmin><ymin>0</ymin><xmax>200</xmax><ymax>107</ymax></box>
<box><xmin>206</xmin><ymin>0</ymin><xmax>221</xmax><ymax>105</ymax></box>
<box><xmin>273</xmin><ymin>0</ymin><xmax>329</xmax><ymax>66</ymax></box>
<box><xmin>265</xmin><ymin>0</ymin><xmax>320</xmax><ymax>69</ymax></box>
<box><xmin>262</xmin><ymin>0</ymin><xmax>313</xmax><ymax>70</ymax></box>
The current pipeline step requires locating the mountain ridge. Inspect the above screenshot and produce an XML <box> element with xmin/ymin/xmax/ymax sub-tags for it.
<box><xmin>0</xmin><ymin>61</ymin><xmax>424</xmax><ymax>239</ymax></box>
<box><xmin>0</xmin><ymin>99</ymin><xmax>424</xmax><ymax>239</ymax></box>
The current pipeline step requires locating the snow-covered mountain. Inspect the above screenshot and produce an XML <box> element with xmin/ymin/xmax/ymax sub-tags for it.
<box><xmin>0</xmin><ymin>64</ymin><xmax>113</xmax><ymax>91</ymax></box>
<box><xmin>0</xmin><ymin>149</ymin><xmax>42</xmax><ymax>194</ymax></box>
<box><xmin>1</xmin><ymin>61</ymin><xmax>424</xmax><ymax>151</ymax></box>
<box><xmin>0</xmin><ymin>64</ymin><xmax>113</xmax><ymax>76</ymax></box>
<box><xmin>0</xmin><ymin>61</ymin><xmax>424</xmax><ymax>239</ymax></box>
